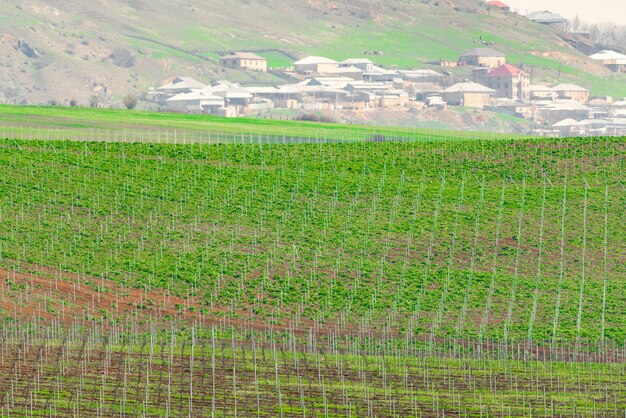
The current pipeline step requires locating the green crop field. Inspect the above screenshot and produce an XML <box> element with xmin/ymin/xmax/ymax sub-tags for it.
<box><xmin>0</xmin><ymin>105</ymin><xmax>521</xmax><ymax>143</ymax></box>
<box><xmin>0</xmin><ymin>110</ymin><xmax>625</xmax><ymax>415</ymax></box>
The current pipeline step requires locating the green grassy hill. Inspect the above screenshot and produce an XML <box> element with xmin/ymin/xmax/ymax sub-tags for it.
<box><xmin>0</xmin><ymin>0</ymin><xmax>623</xmax><ymax>105</ymax></box>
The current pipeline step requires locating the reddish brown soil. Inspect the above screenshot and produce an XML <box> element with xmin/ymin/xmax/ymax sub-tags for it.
<box><xmin>0</xmin><ymin>264</ymin><xmax>206</xmax><ymax>325</ymax></box>
<box><xmin>0</xmin><ymin>263</ymin><xmax>346</xmax><ymax>337</ymax></box>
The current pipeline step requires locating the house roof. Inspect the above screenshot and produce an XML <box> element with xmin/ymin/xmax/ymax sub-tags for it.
<box><xmin>527</xmin><ymin>10</ymin><xmax>567</xmax><ymax>23</ymax></box>
<box><xmin>213</xmin><ymin>87</ymin><xmax>253</xmax><ymax>99</ymax></box>
<box><xmin>460</xmin><ymin>48</ymin><xmax>506</xmax><ymax>58</ymax></box>
<box><xmin>587</xmin><ymin>98</ymin><xmax>612</xmax><ymax>107</ymax></box>
<box><xmin>542</xmin><ymin>100</ymin><xmax>591</xmax><ymax>111</ymax></box>
<box><xmin>294</xmin><ymin>56</ymin><xmax>338</xmax><ymax>65</ymax></box>
<box><xmin>529</xmin><ymin>85</ymin><xmax>555</xmax><ymax>92</ymax></box>
<box><xmin>345</xmin><ymin>82</ymin><xmax>390</xmax><ymax>90</ymax></box>
<box><xmin>341</xmin><ymin>58</ymin><xmax>373</xmax><ymax>65</ymax></box>
<box><xmin>443</xmin><ymin>82</ymin><xmax>496</xmax><ymax>94</ymax></box>
<box><xmin>365</xmin><ymin>65</ymin><xmax>397</xmax><ymax>75</ymax></box>
<box><xmin>486</xmin><ymin>64</ymin><xmax>526</xmax><ymax>77</ymax></box>
<box><xmin>221</xmin><ymin>52</ymin><xmax>266</xmax><ymax>60</ymax></box>
<box><xmin>158</xmin><ymin>77</ymin><xmax>206</xmax><ymax>91</ymax></box>
<box><xmin>553</xmin><ymin>118</ymin><xmax>582</xmax><ymax>127</ymax></box>
<box><xmin>306</xmin><ymin>77</ymin><xmax>353</xmax><ymax>87</ymax></box>
<box><xmin>210</xmin><ymin>82</ymin><xmax>241</xmax><ymax>93</ymax></box>
<box><xmin>246</xmin><ymin>86</ymin><xmax>280</xmax><ymax>94</ymax></box>
<box><xmin>321</xmin><ymin>66</ymin><xmax>364</xmax><ymax>74</ymax></box>
<box><xmin>606</xmin><ymin>117</ymin><xmax>626</xmax><ymax>125</ymax></box>
<box><xmin>379</xmin><ymin>90</ymin><xmax>410</xmax><ymax>97</ymax></box>
<box><xmin>589</xmin><ymin>50</ymin><xmax>626</xmax><ymax>60</ymax></box>
<box><xmin>410</xmin><ymin>82</ymin><xmax>443</xmax><ymax>91</ymax></box>
<box><xmin>398</xmin><ymin>69</ymin><xmax>445</xmax><ymax>78</ymax></box>
<box><xmin>487</xmin><ymin>1</ymin><xmax>509</xmax><ymax>9</ymax></box>
<box><xmin>552</xmin><ymin>84</ymin><xmax>589</xmax><ymax>92</ymax></box>
<box><xmin>167</xmin><ymin>90</ymin><xmax>224</xmax><ymax>102</ymax></box>
<box><xmin>277</xmin><ymin>85</ymin><xmax>347</xmax><ymax>95</ymax></box>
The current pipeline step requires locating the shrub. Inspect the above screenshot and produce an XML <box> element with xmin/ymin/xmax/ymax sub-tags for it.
<box><xmin>88</xmin><ymin>95</ymin><xmax>100</xmax><ymax>108</ymax></box>
<box><xmin>122</xmin><ymin>92</ymin><xmax>138</xmax><ymax>110</ymax></box>
<box><xmin>110</xmin><ymin>48</ymin><xmax>135</xmax><ymax>68</ymax></box>
<box><xmin>296</xmin><ymin>113</ymin><xmax>337</xmax><ymax>123</ymax></box>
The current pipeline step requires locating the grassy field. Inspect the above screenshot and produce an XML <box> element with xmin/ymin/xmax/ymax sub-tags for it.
<box><xmin>0</xmin><ymin>115</ymin><xmax>625</xmax><ymax>414</ymax></box>
<box><xmin>0</xmin><ymin>105</ymin><xmax>521</xmax><ymax>143</ymax></box>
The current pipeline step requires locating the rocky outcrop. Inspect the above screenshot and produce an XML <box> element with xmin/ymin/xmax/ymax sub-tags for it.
<box><xmin>16</xmin><ymin>40</ymin><xmax>39</xmax><ymax>58</ymax></box>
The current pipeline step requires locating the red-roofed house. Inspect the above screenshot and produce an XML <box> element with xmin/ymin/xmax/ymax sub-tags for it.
<box><xmin>488</xmin><ymin>1</ymin><xmax>510</xmax><ymax>11</ymax></box>
<box><xmin>481</xmin><ymin>64</ymin><xmax>530</xmax><ymax>102</ymax></box>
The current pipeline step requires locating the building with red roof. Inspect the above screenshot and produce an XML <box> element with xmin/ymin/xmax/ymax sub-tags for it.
<box><xmin>480</xmin><ymin>64</ymin><xmax>530</xmax><ymax>102</ymax></box>
<box><xmin>487</xmin><ymin>64</ymin><xmax>526</xmax><ymax>77</ymax></box>
<box><xmin>487</xmin><ymin>1</ymin><xmax>510</xmax><ymax>11</ymax></box>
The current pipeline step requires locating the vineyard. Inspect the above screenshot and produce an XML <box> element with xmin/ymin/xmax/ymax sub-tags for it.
<box><xmin>0</xmin><ymin>126</ymin><xmax>625</xmax><ymax>415</ymax></box>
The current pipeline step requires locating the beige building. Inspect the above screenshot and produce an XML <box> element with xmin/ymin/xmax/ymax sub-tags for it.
<box><xmin>293</xmin><ymin>56</ymin><xmax>339</xmax><ymax>74</ymax></box>
<box><xmin>458</xmin><ymin>48</ymin><xmax>506</xmax><ymax>68</ymax></box>
<box><xmin>482</xmin><ymin>64</ymin><xmax>530</xmax><ymax>102</ymax></box>
<box><xmin>529</xmin><ymin>85</ymin><xmax>558</xmax><ymax>101</ymax></box>
<box><xmin>443</xmin><ymin>82</ymin><xmax>495</xmax><ymax>108</ymax></box>
<box><xmin>219</xmin><ymin>52</ymin><xmax>267</xmax><ymax>72</ymax></box>
<box><xmin>378</xmin><ymin>91</ymin><xmax>410</xmax><ymax>107</ymax></box>
<box><xmin>552</xmin><ymin>84</ymin><xmax>590</xmax><ymax>103</ymax></box>
<box><xmin>166</xmin><ymin>89</ymin><xmax>225</xmax><ymax>114</ymax></box>
<box><xmin>340</xmin><ymin>58</ymin><xmax>374</xmax><ymax>72</ymax></box>
<box><xmin>536</xmin><ymin>101</ymin><xmax>592</xmax><ymax>124</ymax></box>
<box><xmin>527</xmin><ymin>10</ymin><xmax>568</xmax><ymax>30</ymax></box>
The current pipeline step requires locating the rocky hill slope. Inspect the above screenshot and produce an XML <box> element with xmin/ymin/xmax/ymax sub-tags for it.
<box><xmin>0</xmin><ymin>0</ymin><xmax>620</xmax><ymax>105</ymax></box>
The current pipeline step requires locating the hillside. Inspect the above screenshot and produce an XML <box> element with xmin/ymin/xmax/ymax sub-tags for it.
<box><xmin>0</xmin><ymin>0</ymin><xmax>622</xmax><ymax>105</ymax></box>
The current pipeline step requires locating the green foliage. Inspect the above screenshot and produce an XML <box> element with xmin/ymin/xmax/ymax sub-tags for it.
<box><xmin>0</xmin><ymin>135</ymin><xmax>624</xmax><ymax>345</ymax></box>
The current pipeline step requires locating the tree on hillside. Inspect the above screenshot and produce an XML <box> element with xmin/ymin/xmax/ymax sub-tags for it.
<box><xmin>122</xmin><ymin>92</ymin><xmax>138</xmax><ymax>110</ymax></box>
<box><xmin>569</xmin><ymin>15</ymin><xmax>626</xmax><ymax>52</ymax></box>
<box><xmin>110</xmin><ymin>48</ymin><xmax>136</xmax><ymax>68</ymax></box>
<box><xmin>89</xmin><ymin>95</ymin><xmax>100</xmax><ymax>108</ymax></box>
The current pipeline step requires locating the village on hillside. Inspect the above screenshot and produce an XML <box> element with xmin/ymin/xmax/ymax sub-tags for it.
<box><xmin>145</xmin><ymin>6</ymin><xmax>626</xmax><ymax>138</ymax></box>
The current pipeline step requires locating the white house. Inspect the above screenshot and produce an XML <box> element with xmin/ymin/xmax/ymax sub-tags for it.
<box><xmin>166</xmin><ymin>89</ymin><xmax>224</xmax><ymax>113</ymax></box>
<box><xmin>340</xmin><ymin>58</ymin><xmax>374</xmax><ymax>72</ymax></box>
<box><xmin>589</xmin><ymin>50</ymin><xmax>626</xmax><ymax>72</ymax></box>
<box><xmin>154</xmin><ymin>77</ymin><xmax>207</xmax><ymax>104</ymax></box>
